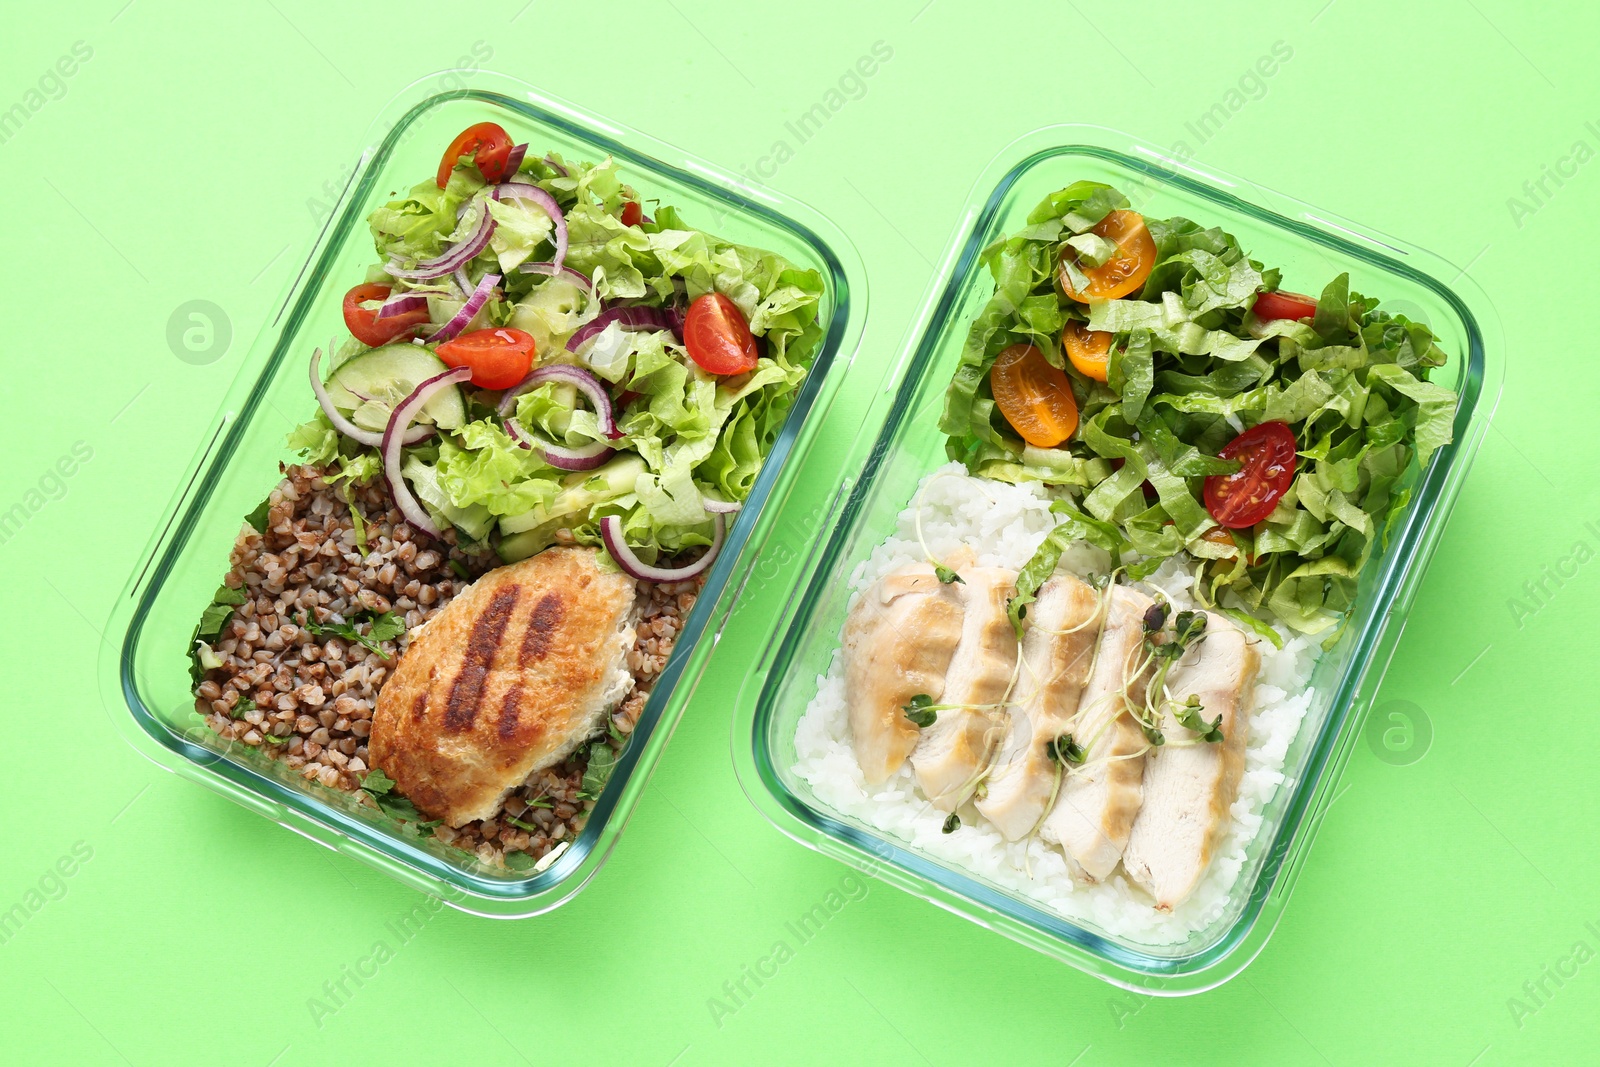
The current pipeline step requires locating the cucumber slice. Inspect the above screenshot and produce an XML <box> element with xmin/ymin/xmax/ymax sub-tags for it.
<box><xmin>323</xmin><ymin>344</ymin><xmax>467</xmax><ymax>431</ymax></box>
<box><xmin>498</xmin><ymin>455</ymin><xmax>646</xmax><ymax>535</ymax></box>
<box><xmin>497</xmin><ymin>528</ymin><xmax>552</xmax><ymax>564</ymax></box>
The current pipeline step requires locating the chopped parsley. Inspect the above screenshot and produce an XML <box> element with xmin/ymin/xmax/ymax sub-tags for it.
<box><xmin>577</xmin><ymin>742</ymin><xmax>620</xmax><ymax>801</ymax></box>
<box><xmin>299</xmin><ymin>609</ymin><xmax>406</xmax><ymax>657</ymax></box>
<box><xmin>359</xmin><ymin>769</ymin><xmax>438</xmax><ymax>826</ymax></box>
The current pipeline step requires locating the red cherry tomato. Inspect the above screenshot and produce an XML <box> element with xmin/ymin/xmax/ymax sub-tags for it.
<box><xmin>343</xmin><ymin>283</ymin><xmax>430</xmax><ymax>347</ymax></box>
<box><xmin>435</xmin><ymin>327</ymin><xmax>536</xmax><ymax>390</ymax></box>
<box><xmin>1253</xmin><ymin>289</ymin><xmax>1319</xmax><ymax>322</ymax></box>
<box><xmin>436</xmin><ymin>122</ymin><xmax>514</xmax><ymax>189</ymax></box>
<box><xmin>1203</xmin><ymin>421</ymin><xmax>1298</xmax><ymax>529</ymax></box>
<box><xmin>683</xmin><ymin>293</ymin><xmax>760</xmax><ymax>375</ymax></box>
<box><xmin>620</xmin><ymin>200</ymin><xmax>643</xmax><ymax>227</ymax></box>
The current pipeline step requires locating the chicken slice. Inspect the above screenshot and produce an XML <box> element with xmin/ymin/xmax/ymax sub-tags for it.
<box><xmin>1041</xmin><ymin>584</ymin><xmax>1154</xmax><ymax>882</ymax></box>
<box><xmin>1123</xmin><ymin>613</ymin><xmax>1259</xmax><ymax>910</ymax></box>
<box><xmin>976</xmin><ymin>574</ymin><xmax>1101</xmax><ymax>840</ymax></box>
<box><xmin>841</xmin><ymin>563</ymin><xmax>966</xmax><ymax>784</ymax></box>
<box><xmin>909</xmin><ymin>565</ymin><xmax>1019</xmax><ymax>811</ymax></box>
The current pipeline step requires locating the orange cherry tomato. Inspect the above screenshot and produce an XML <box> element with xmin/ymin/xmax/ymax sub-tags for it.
<box><xmin>619</xmin><ymin>200</ymin><xmax>643</xmax><ymax>227</ymax></box>
<box><xmin>436</xmin><ymin>122</ymin><xmax>514</xmax><ymax>189</ymax></box>
<box><xmin>343</xmin><ymin>283</ymin><xmax>430</xmax><ymax>347</ymax></box>
<box><xmin>1252</xmin><ymin>289</ymin><xmax>1319</xmax><ymax>322</ymax></box>
<box><xmin>1058</xmin><ymin>210</ymin><xmax>1158</xmax><ymax>302</ymax></box>
<box><xmin>683</xmin><ymin>293</ymin><xmax>760</xmax><ymax>375</ymax></box>
<box><xmin>1061</xmin><ymin>320</ymin><xmax>1114</xmax><ymax>381</ymax></box>
<box><xmin>1200</xmin><ymin>526</ymin><xmax>1262</xmax><ymax>565</ymax></box>
<box><xmin>435</xmin><ymin>327</ymin><xmax>536</xmax><ymax>390</ymax></box>
<box><xmin>989</xmin><ymin>343</ymin><xmax>1079</xmax><ymax>447</ymax></box>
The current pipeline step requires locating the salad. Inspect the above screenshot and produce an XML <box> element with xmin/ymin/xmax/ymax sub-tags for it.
<box><xmin>292</xmin><ymin>120</ymin><xmax>827</xmax><ymax>580</ymax></box>
<box><xmin>940</xmin><ymin>181</ymin><xmax>1459</xmax><ymax>639</ymax></box>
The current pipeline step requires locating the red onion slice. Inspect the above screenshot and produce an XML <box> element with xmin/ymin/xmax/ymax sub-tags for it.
<box><xmin>424</xmin><ymin>272</ymin><xmax>500</xmax><ymax>344</ymax></box>
<box><xmin>505</xmin><ymin>419</ymin><xmax>616</xmax><ymax>471</ymax></box>
<box><xmin>384</xmin><ymin>192</ymin><xmax>499</xmax><ymax>281</ymax></box>
<box><xmin>543</xmin><ymin>154</ymin><xmax>568</xmax><ymax>177</ymax></box>
<box><xmin>309</xmin><ymin>348</ymin><xmax>434</xmax><ymax>448</ymax></box>
<box><xmin>452</xmin><ymin>267</ymin><xmax>473</xmax><ymax>297</ymax></box>
<box><xmin>701</xmin><ymin>496</ymin><xmax>743</xmax><ymax>514</ymax></box>
<box><xmin>376</xmin><ymin>291</ymin><xmax>427</xmax><ymax>321</ymax></box>
<box><xmin>381</xmin><ymin>366</ymin><xmax>474</xmax><ymax>539</ymax></box>
<box><xmin>503</xmin><ymin>142</ymin><xmax>528</xmax><ymax>175</ymax></box>
<box><xmin>565</xmin><ymin>306</ymin><xmax>678</xmax><ymax>354</ymax></box>
<box><xmin>493</xmin><ymin>182</ymin><xmax>568</xmax><ymax>273</ymax></box>
<box><xmin>497</xmin><ymin>363</ymin><xmax>621</xmax><ymax>440</ymax></box>
<box><xmin>600</xmin><ymin>513</ymin><xmax>724</xmax><ymax>583</ymax></box>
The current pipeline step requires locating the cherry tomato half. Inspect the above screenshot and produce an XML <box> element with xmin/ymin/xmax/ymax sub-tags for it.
<box><xmin>436</xmin><ymin>122</ymin><xmax>514</xmax><ymax>189</ymax></box>
<box><xmin>435</xmin><ymin>327</ymin><xmax>536</xmax><ymax>390</ymax></box>
<box><xmin>683</xmin><ymin>293</ymin><xmax>760</xmax><ymax>375</ymax></box>
<box><xmin>343</xmin><ymin>283</ymin><xmax>431</xmax><ymax>347</ymax></box>
<box><xmin>1252</xmin><ymin>289</ymin><xmax>1319</xmax><ymax>322</ymax></box>
<box><xmin>619</xmin><ymin>200</ymin><xmax>643</xmax><ymax>227</ymax></box>
<box><xmin>1061</xmin><ymin>320</ymin><xmax>1114</xmax><ymax>381</ymax></box>
<box><xmin>1058</xmin><ymin>210</ymin><xmax>1158</xmax><ymax>302</ymax></box>
<box><xmin>1203</xmin><ymin>420</ymin><xmax>1298</xmax><ymax>529</ymax></box>
<box><xmin>989</xmin><ymin>344</ymin><xmax>1080</xmax><ymax>447</ymax></box>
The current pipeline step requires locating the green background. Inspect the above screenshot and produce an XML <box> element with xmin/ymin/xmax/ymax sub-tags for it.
<box><xmin>3</xmin><ymin>1</ymin><xmax>1593</xmax><ymax>1063</ymax></box>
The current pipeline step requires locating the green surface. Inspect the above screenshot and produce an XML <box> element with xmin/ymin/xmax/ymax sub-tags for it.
<box><xmin>1</xmin><ymin>1</ymin><xmax>1592</xmax><ymax>1063</ymax></box>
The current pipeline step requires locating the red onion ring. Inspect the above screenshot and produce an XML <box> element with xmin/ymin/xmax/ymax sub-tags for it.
<box><xmin>600</xmin><ymin>513</ymin><xmax>724</xmax><ymax>583</ymax></box>
<box><xmin>497</xmin><ymin>363</ymin><xmax>621</xmax><ymax>440</ymax></box>
<box><xmin>701</xmin><ymin>496</ymin><xmax>743</xmax><ymax>514</ymax></box>
<box><xmin>452</xmin><ymin>267</ymin><xmax>473</xmax><ymax>297</ymax></box>
<box><xmin>565</xmin><ymin>306</ymin><xmax>679</xmax><ymax>353</ymax></box>
<box><xmin>424</xmin><ymin>272</ymin><xmax>500</xmax><ymax>344</ymax></box>
<box><xmin>543</xmin><ymin>155</ymin><xmax>568</xmax><ymax>177</ymax></box>
<box><xmin>308</xmin><ymin>348</ymin><xmax>434</xmax><ymax>448</ymax></box>
<box><xmin>503</xmin><ymin>142</ymin><xmax>528</xmax><ymax>175</ymax></box>
<box><xmin>381</xmin><ymin>366</ymin><xmax>473</xmax><ymax>539</ymax></box>
<box><xmin>493</xmin><ymin>182</ymin><xmax>568</xmax><ymax>273</ymax></box>
<box><xmin>384</xmin><ymin>191</ymin><xmax>500</xmax><ymax>281</ymax></box>
<box><xmin>504</xmin><ymin>419</ymin><xmax>617</xmax><ymax>471</ymax></box>
<box><xmin>376</xmin><ymin>291</ymin><xmax>427</xmax><ymax>321</ymax></box>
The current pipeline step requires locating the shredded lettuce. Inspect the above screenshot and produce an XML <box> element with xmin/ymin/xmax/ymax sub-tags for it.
<box><xmin>941</xmin><ymin>183</ymin><xmax>1459</xmax><ymax>637</ymax></box>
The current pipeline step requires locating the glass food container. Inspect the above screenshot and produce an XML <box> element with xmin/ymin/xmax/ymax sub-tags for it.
<box><xmin>729</xmin><ymin>125</ymin><xmax>1501</xmax><ymax>994</ymax></box>
<box><xmin>99</xmin><ymin>72</ymin><xmax>868</xmax><ymax>918</ymax></box>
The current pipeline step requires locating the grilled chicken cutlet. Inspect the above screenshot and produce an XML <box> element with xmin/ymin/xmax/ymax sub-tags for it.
<box><xmin>370</xmin><ymin>547</ymin><xmax>637</xmax><ymax>827</ymax></box>
<box><xmin>910</xmin><ymin>564</ymin><xmax>1018</xmax><ymax>812</ymax></box>
<box><xmin>1041</xmin><ymin>584</ymin><xmax>1153</xmax><ymax>882</ymax></box>
<box><xmin>1123</xmin><ymin>612</ymin><xmax>1259</xmax><ymax>910</ymax></box>
<box><xmin>841</xmin><ymin>562</ymin><xmax>966</xmax><ymax>784</ymax></box>
<box><xmin>975</xmin><ymin>574</ymin><xmax>1101</xmax><ymax>840</ymax></box>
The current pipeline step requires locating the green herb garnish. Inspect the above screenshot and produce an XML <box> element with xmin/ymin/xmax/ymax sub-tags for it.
<box><xmin>941</xmin><ymin>813</ymin><xmax>961</xmax><ymax>834</ymax></box>
<box><xmin>902</xmin><ymin>694</ymin><xmax>937</xmax><ymax>728</ymax></box>
<box><xmin>299</xmin><ymin>609</ymin><xmax>406</xmax><ymax>657</ymax></box>
<box><xmin>231</xmin><ymin>695</ymin><xmax>256</xmax><ymax>719</ymax></box>
<box><xmin>359</xmin><ymin>768</ymin><xmax>436</xmax><ymax>825</ymax></box>
<box><xmin>933</xmin><ymin>564</ymin><xmax>965</xmax><ymax>585</ymax></box>
<box><xmin>243</xmin><ymin>496</ymin><xmax>273</xmax><ymax>534</ymax></box>
<box><xmin>1045</xmin><ymin>734</ymin><xmax>1085</xmax><ymax>765</ymax></box>
<box><xmin>506</xmin><ymin>816</ymin><xmax>542</xmax><ymax>833</ymax></box>
<box><xmin>577</xmin><ymin>742</ymin><xmax>619</xmax><ymax>801</ymax></box>
<box><xmin>1175</xmin><ymin>695</ymin><xmax>1224</xmax><ymax>743</ymax></box>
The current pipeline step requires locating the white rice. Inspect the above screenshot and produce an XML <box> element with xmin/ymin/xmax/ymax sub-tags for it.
<box><xmin>792</xmin><ymin>464</ymin><xmax>1318</xmax><ymax>945</ymax></box>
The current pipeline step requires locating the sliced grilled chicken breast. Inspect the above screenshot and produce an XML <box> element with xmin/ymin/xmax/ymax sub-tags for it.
<box><xmin>841</xmin><ymin>563</ymin><xmax>966</xmax><ymax>784</ymax></box>
<box><xmin>1123</xmin><ymin>613</ymin><xmax>1259</xmax><ymax>910</ymax></box>
<box><xmin>976</xmin><ymin>574</ymin><xmax>1101</xmax><ymax>840</ymax></box>
<box><xmin>910</xmin><ymin>565</ymin><xmax>1019</xmax><ymax>811</ymax></box>
<box><xmin>1041</xmin><ymin>584</ymin><xmax>1154</xmax><ymax>882</ymax></box>
<box><xmin>370</xmin><ymin>547</ymin><xmax>637</xmax><ymax>827</ymax></box>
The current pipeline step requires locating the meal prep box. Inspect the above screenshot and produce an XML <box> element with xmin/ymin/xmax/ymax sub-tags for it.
<box><xmin>727</xmin><ymin>126</ymin><xmax>1501</xmax><ymax>993</ymax></box>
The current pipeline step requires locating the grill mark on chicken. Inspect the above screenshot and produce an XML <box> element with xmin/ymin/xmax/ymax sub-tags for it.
<box><xmin>498</xmin><ymin>685</ymin><xmax>523</xmax><ymax>742</ymax></box>
<box><xmin>520</xmin><ymin>593</ymin><xmax>564</xmax><ymax>665</ymax></box>
<box><xmin>442</xmin><ymin>585</ymin><xmax>522</xmax><ymax>733</ymax></box>
<box><xmin>410</xmin><ymin>690</ymin><xmax>429</xmax><ymax>722</ymax></box>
